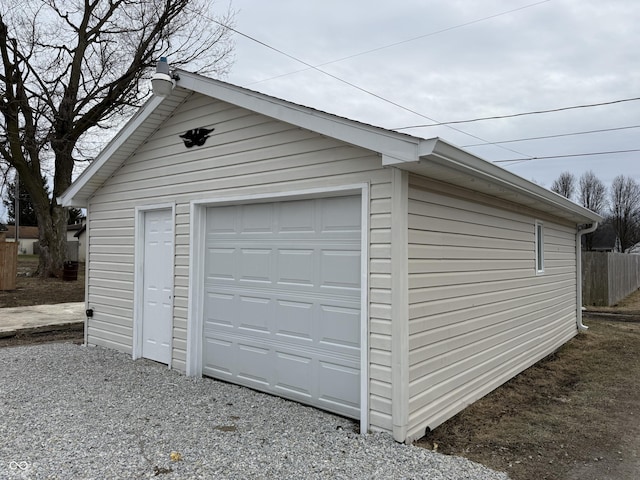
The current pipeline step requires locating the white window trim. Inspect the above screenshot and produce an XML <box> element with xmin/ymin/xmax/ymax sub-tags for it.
<box><xmin>535</xmin><ymin>220</ymin><xmax>544</xmax><ymax>274</ymax></box>
<box><xmin>133</xmin><ymin>203</ymin><xmax>176</xmax><ymax>368</ymax></box>
<box><xmin>185</xmin><ymin>183</ymin><xmax>370</xmax><ymax>433</ymax></box>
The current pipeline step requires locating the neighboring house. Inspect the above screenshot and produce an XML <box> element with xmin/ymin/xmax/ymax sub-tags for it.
<box><xmin>67</xmin><ymin>219</ymin><xmax>87</xmax><ymax>262</ymax></box>
<box><xmin>60</xmin><ymin>72</ymin><xmax>602</xmax><ymax>443</ymax></box>
<box><xmin>4</xmin><ymin>225</ymin><xmax>39</xmax><ymax>254</ymax></box>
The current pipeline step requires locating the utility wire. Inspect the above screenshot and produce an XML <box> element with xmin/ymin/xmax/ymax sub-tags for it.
<box><xmin>246</xmin><ymin>0</ymin><xmax>552</xmax><ymax>87</ymax></box>
<box><xmin>190</xmin><ymin>5</ymin><xmax>638</xmax><ymax>167</ymax></box>
<box><xmin>494</xmin><ymin>148</ymin><xmax>640</xmax><ymax>164</ymax></box>
<box><xmin>201</xmin><ymin>13</ymin><xmax>535</xmax><ymax>159</ymax></box>
<box><xmin>396</xmin><ymin>97</ymin><xmax>640</xmax><ymax>129</ymax></box>
<box><xmin>462</xmin><ymin>124</ymin><xmax>640</xmax><ymax>147</ymax></box>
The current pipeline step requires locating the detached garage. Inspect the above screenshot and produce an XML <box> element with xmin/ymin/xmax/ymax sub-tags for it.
<box><xmin>60</xmin><ymin>71</ymin><xmax>601</xmax><ymax>443</ymax></box>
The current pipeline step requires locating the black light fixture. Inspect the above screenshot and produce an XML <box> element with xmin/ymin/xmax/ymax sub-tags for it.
<box><xmin>151</xmin><ymin>57</ymin><xmax>179</xmax><ymax>97</ymax></box>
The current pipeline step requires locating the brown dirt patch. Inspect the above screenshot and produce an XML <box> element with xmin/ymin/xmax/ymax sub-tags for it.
<box><xmin>417</xmin><ymin>296</ymin><xmax>640</xmax><ymax>479</ymax></box>
<box><xmin>0</xmin><ymin>255</ymin><xmax>85</xmax><ymax>308</ymax></box>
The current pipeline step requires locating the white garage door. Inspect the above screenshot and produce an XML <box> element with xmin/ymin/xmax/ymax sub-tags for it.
<box><xmin>203</xmin><ymin>195</ymin><xmax>361</xmax><ymax>418</ymax></box>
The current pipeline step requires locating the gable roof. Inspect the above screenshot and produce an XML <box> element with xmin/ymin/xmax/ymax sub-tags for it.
<box><xmin>59</xmin><ymin>71</ymin><xmax>602</xmax><ymax>225</ymax></box>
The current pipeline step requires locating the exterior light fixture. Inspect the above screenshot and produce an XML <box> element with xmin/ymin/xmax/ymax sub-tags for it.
<box><xmin>151</xmin><ymin>57</ymin><xmax>179</xmax><ymax>97</ymax></box>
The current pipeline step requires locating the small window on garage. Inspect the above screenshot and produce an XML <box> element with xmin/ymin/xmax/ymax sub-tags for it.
<box><xmin>535</xmin><ymin>220</ymin><xmax>544</xmax><ymax>274</ymax></box>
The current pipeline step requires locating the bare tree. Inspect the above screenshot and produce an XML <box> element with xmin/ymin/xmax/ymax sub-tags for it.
<box><xmin>578</xmin><ymin>170</ymin><xmax>607</xmax><ymax>214</ymax></box>
<box><xmin>610</xmin><ymin>175</ymin><xmax>640</xmax><ymax>253</ymax></box>
<box><xmin>578</xmin><ymin>171</ymin><xmax>607</xmax><ymax>251</ymax></box>
<box><xmin>0</xmin><ymin>0</ymin><xmax>234</xmax><ymax>276</ymax></box>
<box><xmin>550</xmin><ymin>171</ymin><xmax>576</xmax><ymax>200</ymax></box>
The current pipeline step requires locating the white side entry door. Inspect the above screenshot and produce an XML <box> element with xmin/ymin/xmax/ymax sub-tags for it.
<box><xmin>141</xmin><ymin>208</ymin><xmax>174</xmax><ymax>364</ymax></box>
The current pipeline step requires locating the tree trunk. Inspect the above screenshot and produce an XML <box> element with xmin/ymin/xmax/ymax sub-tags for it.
<box><xmin>35</xmin><ymin>203</ymin><xmax>69</xmax><ymax>277</ymax></box>
<box><xmin>34</xmin><ymin>142</ymin><xmax>74</xmax><ymax>277</ymax></box>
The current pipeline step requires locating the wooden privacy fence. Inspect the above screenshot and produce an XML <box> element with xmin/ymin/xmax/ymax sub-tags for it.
<box><xmin>582</xmin><ymin>251</ymin><xmax>640</xmax><ymax>306</ymax></box>
<box><xmin>0</xmin><ymin>241</ymin><xmax>18</xmax><ymax>291</ymax></box>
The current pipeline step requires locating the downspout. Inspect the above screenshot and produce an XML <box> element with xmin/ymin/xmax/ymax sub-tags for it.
<box><xmin>576</xmin><ymin>222</ymin><xmax>598</xmax><ymax>331</ymax></box>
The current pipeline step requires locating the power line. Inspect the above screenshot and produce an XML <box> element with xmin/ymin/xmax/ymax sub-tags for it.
<box><xmin>186</xmin><ymin>3</ymin><xmax>639</xmax><ymax>169</ymax></box>
<box><xmin>395</xmin><ymin>97</ymin><xmax>640</xmax><ymax>129</ymax></box>
<box><xmin>462</xmin><ymin>124</ymin><xmax>640</xmax><ymax>147</ymax></box>
<box><xmin>200</xmin><ymin>12</ymin><xmax>535</xmax><ymax>159</ymax></box>
<box><xmin>494</xmin><ymin>148</ymin><xmax>640</xmax><ymax>164</ymax></box>
<box><xmin>246</xmin><ymin>0</ymin><xmax>552</xmax><ymax>87</ymax></box>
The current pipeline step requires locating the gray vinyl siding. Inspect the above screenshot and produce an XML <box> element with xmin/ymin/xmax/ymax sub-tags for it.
<box><xmin>406</xmin><ymin>175</ymin><xmax>577</xmax><ymax>441</ymax></box>
<box><xmin>85</xmin><ymin>208</ymin><xmax>135</xmax><ymax>352</ymax></box>
<box><xmin>369</xmin><ymin>181</ymin><xmax>393</xmax><ymax>431</ymax></box>
<box><xmin>86</xmin><ymin>92</ymin><xmax>393</xmax><ymax>432</ymax></box>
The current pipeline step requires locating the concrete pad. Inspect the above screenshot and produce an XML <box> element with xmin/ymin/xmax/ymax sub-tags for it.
<box><xmin>0</xmin><ymin>302</ymin><xmax>85</xmax><ymax>335</ymax></box>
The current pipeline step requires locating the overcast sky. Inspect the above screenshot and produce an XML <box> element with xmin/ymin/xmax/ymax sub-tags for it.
<box><xmin>225</xmin><ymin>0</ymin><xmax>639</xmax><ymax>192</ymax></box>
<box><xmin>2</xmin><ymin>0</ymin><xmax>638</xmax><ymax>223</ymax></box>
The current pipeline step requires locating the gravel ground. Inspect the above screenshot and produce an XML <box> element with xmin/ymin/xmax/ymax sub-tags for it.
<box><xmin>0</xmin><ymin>343</ymin><xmax>510</xmax><ymax>479</ymax></box>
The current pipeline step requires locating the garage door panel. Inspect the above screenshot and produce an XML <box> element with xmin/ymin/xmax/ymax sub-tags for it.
<box><xmin>206</xmin><ymin>248</ymin><xmax>236</xmax><ymax>280</ymax></box>
<box><xmin>206</xmin><ymin>205</ymin><xmax>238</xmax><ymax>233</ymax></box>
<box><xmin>203</xmin><ymin>195</ymin><xmax>361</xmax><ymax>419</ymax></box>
<box><xmin>237</xmin><ymin>343</ymin><xmax>271</xmax><ymax>386</ymax></box>
<box><xmin>203</xmin><ymin>337</ymin><xmax>234</xmax><ymax>377</ymax></box>
<box><xmin>318</xmin><ymin>360</ymin><xmax>360</xmax><ymax>417</ymax></box>
<box><xmin>205</xmin><ymin>286</ymin><xmax>359</xmax><ymax>344</ymax></box>
<box><xmin>320</xmin><ymin>196</ymin><xmax>361</xmax><ymax>232</ymax></box>
<box><xmin>204</xmin><ymin>292</ymin><xmax>235</xmax><ymax>327</ymax></box>
<box><xmin>278</xmin><ymin>199</ymin><xmax>316</xmax><ymax>232</ymax></box>
<box><xmin>318</xmin><ymin>305</ymin><xmax>360</xmax><ymax>350</ymax></box>
<box><xmin>275</xmin><ymin>300</ymin><xmax>314</xmax><ymax>340</ymax></box>
<box><xmin>240</xmin><ymin>203</ymin><xmax>274</xmax><ymax>233</ymax></box>
<box><xmin>239</xmin><ymin>249</ymin><xmax>272</xmax><ymax>283</ymax></box>
<box><xmin>320</xmin><ymin>250</ymin><xmax>361</xmax><ymax>289</ymax></box>
<box><xmin>274</xmin><ymin>351</ymin><xmax>314</xmax><ymax>397</ymax></box>
<box><xmin>276</xmin><ymin>249</ymin><xmax>315</xmax><ymax>285</ymax></box>
<box><xmin>238</xmin><ymin>296</ymin><xmax>271</xmax><ymax>333</ymax></box>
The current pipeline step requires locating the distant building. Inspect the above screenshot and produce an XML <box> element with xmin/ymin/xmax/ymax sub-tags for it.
<box><xmin>4</xmin><ymin>225</ymin><xmax>39</xmax><ymax>255</ymax></box>
<box><xmin>67</xmin><ymin>218</ymin><xmax>87</xmax><ymax>262</ymax></box>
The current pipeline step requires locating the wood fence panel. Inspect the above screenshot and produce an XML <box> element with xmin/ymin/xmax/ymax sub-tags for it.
<box><xmin>607</xmin><ymin>253</ymin><xmax>640</xmax><ymax>305</ymax></box>
<box><xmin>582</xmin><ymin>252</ymin><xmax>609</xmax><ymax>306</ymax></box>
<box><xmin>582</xmin><ymin>251</ymin><xmax>640</xmax><ymax>306</ymax></box>
<box><xmin>0</xmin><ymin>242</ymin><xmax>18</xmax><ymax>291</ymax></box>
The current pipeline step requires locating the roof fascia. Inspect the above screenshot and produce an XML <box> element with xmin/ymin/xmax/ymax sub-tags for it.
<box><xmin>176</xmin><ymin>71</ymin><xmax>421</xmax><ymax>164</ymax></box>
<box><xmin>393</xmin><ymin>137</ymin><xmax>603</xmax><ymax>224</ymax></box>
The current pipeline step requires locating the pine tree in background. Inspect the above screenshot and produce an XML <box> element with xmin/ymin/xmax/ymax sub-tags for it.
<box><xmin>1</xmin><ymin>176</ymin><xmax>83</xmax><ymax>226</ymax></box>
<box><xmin>2</xmin><ymin>178</ymin><xmax>45</xmax><ymax>226</ymax></box>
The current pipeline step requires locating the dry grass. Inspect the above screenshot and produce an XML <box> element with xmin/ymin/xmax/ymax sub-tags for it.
<box><xmin>585</xmin><ymin>286</ymin><xmax>640</xmax><ymax>314</ymax></box>
<box><xmin>418</xmin><ymin>290</ymin><xmax>640</xmax><ymax>480</ymax></box>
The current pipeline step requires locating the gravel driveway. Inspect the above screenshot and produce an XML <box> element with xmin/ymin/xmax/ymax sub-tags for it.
<box><xmin>0</xmin><ymin>343</ymin><xmax>510</xmax><ymax>479</ymax></box>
